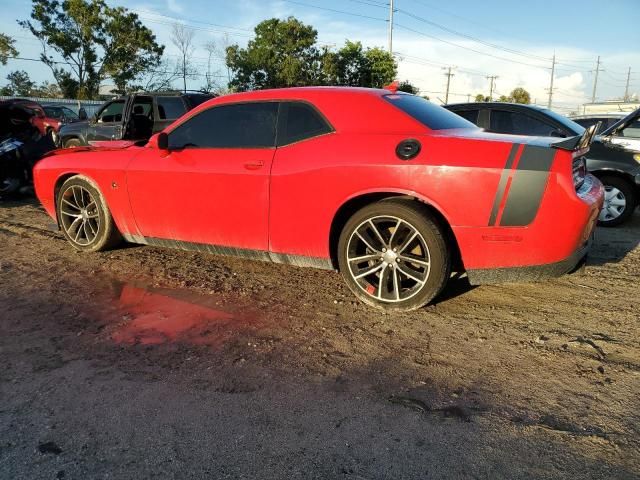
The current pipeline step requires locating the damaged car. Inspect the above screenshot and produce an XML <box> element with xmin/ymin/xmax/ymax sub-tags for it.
<box><xmin>0</xmin><ymin>99</ymin><xmax>55</xmax><ymax>197</ymax></box>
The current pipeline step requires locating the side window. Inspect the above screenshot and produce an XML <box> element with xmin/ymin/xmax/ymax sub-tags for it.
<box><xmin>168</xmin><ymin>102</ymin><xmax>278</xmax><ymax>149</ymax></box>
<box><xmin>279</xmin><ymin>102</ymin><xmax>332</xmax><ymax>145</ymax></box>
<box><xmin>157</xmin><ymin>97</ymin><xmax>187</xmax><ymax>120</ymax></box>
<box><xmin>490</xmin><ymin>110</ymin><xmax>557</xmax><ymax>136</ymax></box>
<box><xmin>455</xmin><ymin>109</ymin><xmax>479</xmax><ymax>125</ymax></box>
<box><xmin>97</xmin><ymin>100</ymin><xmax>125</xmax><ymax>123</ymax></box>
<box><xmin>62</xmin><ymin>107</ymin><xmax>79</xmax><ymax>120</ymax></box>
<box><xmin>617</xmin><ymin>119</ymin><xmax>640</xmax><ymax>138</ymax></box>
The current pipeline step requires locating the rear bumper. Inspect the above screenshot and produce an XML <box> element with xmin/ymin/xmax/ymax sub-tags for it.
<box><xmin>466</xmin><ymin>235</ymin><xmax>591</xmax><ymax>285</ymax></box>
<box><xmin>455</xmin><ymin>173</ymin><xmax>603</xmax><ymax>282</ymax></box>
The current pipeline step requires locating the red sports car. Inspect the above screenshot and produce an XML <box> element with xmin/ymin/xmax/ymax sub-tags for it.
<box><xmin>33</xmin><ymin>86</ymin><xmax>604</xmax><ymax>310</ymax></box>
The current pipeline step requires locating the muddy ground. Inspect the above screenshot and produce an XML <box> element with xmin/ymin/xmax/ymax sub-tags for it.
<box><xmin>0</xmin><ymin>198</ymin><xmax>639</xmax><ymax>479</ymax></box>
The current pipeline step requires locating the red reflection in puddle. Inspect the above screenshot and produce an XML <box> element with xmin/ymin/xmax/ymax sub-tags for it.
<box><xmin>111</xmin><ymin>284</ymin><xmax>251</xmax><ymax>346</ymax></box>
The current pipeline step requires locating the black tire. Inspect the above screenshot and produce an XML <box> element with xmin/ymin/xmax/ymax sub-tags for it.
<box><xmin>56</xmin><ymin>175</ymin><xmax>121</xmax><ymax>252</ymax></box>
<box><xmin>64</xmin><ymin>138</ymin><xmax>82</xmax><ymax>148</ymax></box>
<box><xmin>337</xmin><ymin>198</ymin><xmax>450</xmax><ymax>311</ymax></box>
<box><xmin>598</xmin><ymin>176</ymin><xmax>637</xmax><ymax>227</ymax></box>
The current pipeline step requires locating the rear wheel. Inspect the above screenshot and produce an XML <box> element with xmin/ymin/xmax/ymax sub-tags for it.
<box><xmin>56</xmin><ymin>176</ymin><xmax>121</xmax><ymax>251</ymax></box>
<box><xmin>598</xmin><ymin>176</ymin><xmax>636</xmax><ymax>227</ymax></box>
<box><xmin>337</xmin><ymin>199</ymin><xmax>450</xmax><ymax>311</ymax></box>
<box><xmin>64</xmin><ymin>138</ymin><xmax>82</xmax><ymax>148</ymax></box>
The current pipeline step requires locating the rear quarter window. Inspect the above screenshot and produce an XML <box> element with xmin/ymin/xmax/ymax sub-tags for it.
<box><xmin>157</xmin><ymin>97</ymin><xmax>187</xmax><ymax>120</ymax></box>
<box><xmin>383</xmin><ymin>94</ymin><xmax>476</xmax><ymax>130</ymax></box>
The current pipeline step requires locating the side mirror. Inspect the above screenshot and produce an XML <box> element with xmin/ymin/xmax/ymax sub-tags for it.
<box><xmin>157</xmin><ymin>132</ymin><xmax>169</xmax><ymax>151</ymax></box>
<box><xmin>78</xmin><ymin>108</ymin><xmax>88</xmax><ymax>120</ymax></box>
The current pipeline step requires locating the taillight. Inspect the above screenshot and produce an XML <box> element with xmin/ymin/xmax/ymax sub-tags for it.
<box><xmin>572</xmin><ymin>155</ymin><xmax>587</xmax><ymax>190</ymax></box>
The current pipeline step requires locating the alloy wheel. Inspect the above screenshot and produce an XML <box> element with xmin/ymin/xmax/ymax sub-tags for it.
<box><xmin>346</xmin><ymin>215</ymin><xmax>431</xmax><ymax>303</ymax></box>
<box><xmin>59</xmin><ymin>185</ymin><xmax>100</xmax><ymax>245</ymax></box>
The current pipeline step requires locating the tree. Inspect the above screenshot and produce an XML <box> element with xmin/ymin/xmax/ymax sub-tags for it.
<box><xmin>0</xmin><ymin>70</ymin><xmax>35</xmax><ymax>96</ymax></box>
<box><xmin>171</xmin><ymin>23</ymin><xmax>195</xmax><ymax>93</ymax></box>
<box><xmin>324</xmin><ymin>41</ymin><xmax>396</xmax><ymax>88</ymax></box>
<box><xmin>510</xmin><ymin>87</ymin><xmax>531</xmax><ymax>104</ymax></box>
<box><xmin>0</xmin><ymin>33</ymin><xmax>18</xmax><ymax>65</ymax></box>
<box><xmin>20</xmin><ymin>0</ymin><xmax>164</xmax><ymax>98</ymax></box>
<box><xmin>137</xmin><ymin>59</ymin><xmax>180</xmax><ymax>92</ymax></box>
<box><xmin>31</xmin><ymin>81</ymin><xmax>62</xmax><ymax>98</ymax></box>
<box><xmin>475</xmin><ymin>94</ymin><xmax>489</xmax><ymax>102</ymax></box>
<box><xmin>397</xmin><ymin>80</ymin><xmax>419</xmax><ymax>94</ymax></box>
<box><xmin>202</xmin><ymin>40</ymin><xmax>220</xmax><ymax>93</ymax></box>
<box><xmin>494</xmin><ymin>87</ymin><xmax>531</xmax><ymax>104</ymax></box>
<box><xmin>226</xmin><ymin>17</ymin><xmax>324</xmax><ymax>91</ymax></box>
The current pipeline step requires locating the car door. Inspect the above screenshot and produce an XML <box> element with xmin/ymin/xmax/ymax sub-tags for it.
<box><xmin>126</xmin><ymin>101</ymin><xmax>279</xmax><ymax>252</ymax></box>
<box><xmin>87</xmin><ymin>99</ymin><xmax>125</xmax><ymax>143</ymax></box>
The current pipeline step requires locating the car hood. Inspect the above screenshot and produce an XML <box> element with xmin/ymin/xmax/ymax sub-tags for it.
<box><xmin>59</xmin><ymin>120</ymin><xmax>89</xmax><ymax>134</ymax></box>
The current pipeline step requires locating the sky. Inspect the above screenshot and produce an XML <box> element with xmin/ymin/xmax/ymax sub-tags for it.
<box><xmin>2</xmin><ymin>0</ymin><xmax>639</xmax><ymax>113</ymax></box>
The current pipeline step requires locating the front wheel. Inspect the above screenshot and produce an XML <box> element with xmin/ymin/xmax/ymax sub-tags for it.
<box><xmin>597</xmin><ymin>176</ymin><xmax>637</xmax><ymax>227</ymax></box>
<box><xmin>337</xmin><ymin>199</ymin><xmax>451</xmax><ymax>311</ymax></box>
<box><xmin>57</xmin><ymin>176</ymin><xmax>121</xmax><ymax>251</ymax></box>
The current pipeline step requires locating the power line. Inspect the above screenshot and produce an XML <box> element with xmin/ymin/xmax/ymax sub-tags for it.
<box><xmin>396</xmin><ymin>8</ymin><xmax>551</xmax><ymax>63</ymax></box>
<box><xmin>281</xmin><ymin>0</ymin><xmax>386</xmax><ymax>22</ymax></box>
<box><xmin>394</xmin><ymin>23</ymin><xmax>550</xmax><ymax>69</ymax></box>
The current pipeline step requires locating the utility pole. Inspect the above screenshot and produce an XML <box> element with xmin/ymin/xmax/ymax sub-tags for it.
<box><xmin>547</xmin><ymin>53</ymin><xmax>556</xmax><ymax>109</ymax></box>
<box><xmin>624</xmin><ymin>67</ymin><xmax>632</xmax><ymax>101</ymax></box>
<box><xmin>591</xmin><ymin>55</ymin><xmax>602</xmax><ymax>103</ymax></box>
<box><xmin>388</xmin><ymin>0</ymin><xmax>394</xmax><ymax>54</ymax></box>
<box><xmin>467</xmin><ymin>93</ymin><xmax>471</xmax><ymax>102</ymax></box>
<box><xmin>486</xmin><ymin>75</ymin><xmax>498</xmax><ymax>101</ymax></box>
<box><xmin>443</xmin><ymin>66</ymin><xmax>455</xmax><ymax>104</ymax></box>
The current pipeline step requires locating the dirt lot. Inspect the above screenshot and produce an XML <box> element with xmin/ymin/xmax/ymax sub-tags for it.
<box><xmin>1</xmin><ymin>198</ymin><xmax>639</xmax><ymax>479</ymax></box>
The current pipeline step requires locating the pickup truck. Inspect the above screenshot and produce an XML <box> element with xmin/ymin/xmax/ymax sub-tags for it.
<box><xmin>57</xmin><ymin>92</ymin><xmax>213</xmax><ymax>148</ymax></box>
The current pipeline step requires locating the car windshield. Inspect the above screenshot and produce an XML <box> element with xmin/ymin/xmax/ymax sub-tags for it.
<box><xmin>62</xmin><ymin>107</ymin><xmax>80</xmax><ymax>120</ymax></box>
<box><xmin>383</xmin><ymin>94</ymin><xmax>477</xmax><ymax>130</ymax></box>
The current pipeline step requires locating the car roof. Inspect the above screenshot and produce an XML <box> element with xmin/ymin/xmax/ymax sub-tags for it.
<box><xmin>195</xmin><ymin>86</ymin><xmax>389</xmax><ymax>110</ymax></box>
<box><xmin>445</xmin><ymin>102</ymin><xmax>548</xmax><ymax>110</ymax></box>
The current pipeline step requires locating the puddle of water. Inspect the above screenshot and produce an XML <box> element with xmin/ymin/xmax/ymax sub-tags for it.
<box><xmin>108</xmin><ymin>283</ymin><xmax>260</xmax><ymax>347</ymax></box>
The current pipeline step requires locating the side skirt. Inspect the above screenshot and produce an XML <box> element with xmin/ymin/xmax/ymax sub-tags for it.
<box><xmin>121</xmin><ymin>234</ymin><xmax>335</xmax><ymax>271</ymax></box>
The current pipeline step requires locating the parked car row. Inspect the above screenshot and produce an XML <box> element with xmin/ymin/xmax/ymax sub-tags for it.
<box><xmin>444</xmin><ymin>103</ymin><xmax>640</xmax><ymax>226</ymax></box>
<box><xmin>56</xmin><ymin>92</ymin><xmax>214</xmax><ymax>148</ymax></box>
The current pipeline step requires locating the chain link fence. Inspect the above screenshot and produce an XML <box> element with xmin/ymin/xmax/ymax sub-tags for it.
<box><xmin>0</xmin><ymin>95</ymin><xmax>105</xmax><ymax>116</ymax></box>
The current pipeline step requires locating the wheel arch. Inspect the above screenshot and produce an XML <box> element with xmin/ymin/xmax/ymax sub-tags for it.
<box><xmin>591</xmin><ymin>169</ymin><xmax>639</xmax><ymax>204</ymax></box>
<box><xmin>53</xmin><ymin>173</ymin><xmax>103</xmax><ymax>226</ymax></box>
<box><xmin>328</xmin><ymin>191</ymin><xmax>463</xmax><ymax>271</ymax></box>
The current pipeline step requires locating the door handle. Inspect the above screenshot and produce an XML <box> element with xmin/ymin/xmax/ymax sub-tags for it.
<box><xmin>244</xmin><ymin>161</ymin><xmax>264</xmax><ymax>170</ymax></box>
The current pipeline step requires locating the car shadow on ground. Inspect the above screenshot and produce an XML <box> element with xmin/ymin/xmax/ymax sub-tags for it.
<box><xmin>587</xmin><ymin>210</ymin><xmax>640</xmax><ymax>266</ymax></box>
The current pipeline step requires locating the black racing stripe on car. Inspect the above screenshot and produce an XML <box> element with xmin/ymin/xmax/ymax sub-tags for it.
<box><xmin>488</xmin><ymin>143</ymin><xmax>520</xmax><ymax>226</ymax></box>
<box><xmin>499</xmin><ymin>145</ymin><xmax>556</xmax><ymax>227</ymax></box>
